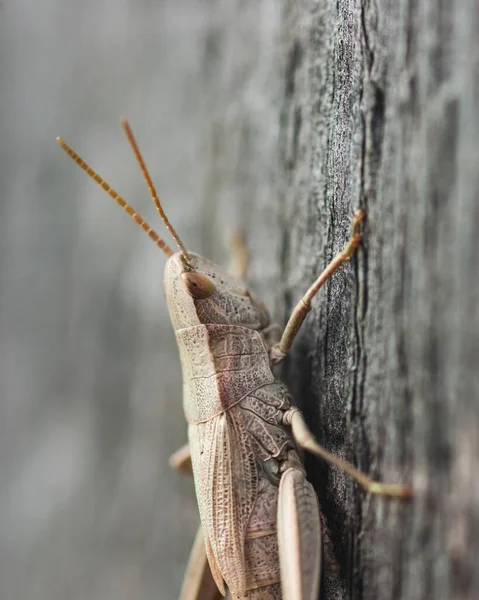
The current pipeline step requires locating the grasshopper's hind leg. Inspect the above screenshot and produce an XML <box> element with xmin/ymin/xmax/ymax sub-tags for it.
<box><xmin>178</xmin><ymin>526</ymin><xmax>223</xmax><ymax>600</ymax></box>
<box><xmin>169</xmin><ymin>446</ymin><xmax>223</xmax><ymax>600</ymax></box>
<box><xmin>285</xmin><ymin>408</ymin><xmax>413</xmax><ymax>499</ymax></box>
<box><xmin>278</xmin><ymin>468</ymin><xmax>321</xmax><ymax>600</ymax></box>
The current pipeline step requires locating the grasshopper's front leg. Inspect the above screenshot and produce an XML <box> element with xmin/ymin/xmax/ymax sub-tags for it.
<box><xmin>228</xmin><ymin>230</ymin><xmax>250</xmax><ymax>279</ymax></box>
<box><xmin>169</xmin><ymin>443</ymin><xmax>193</xmax><ymax>475</ymax></box>
<box><xmin>270</xmin><ymin>210</ymin><xmax>364</xmax><ymax>364</ymax></box>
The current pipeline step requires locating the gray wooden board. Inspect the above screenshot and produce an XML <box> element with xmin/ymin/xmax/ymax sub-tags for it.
<box><xmin>281</xmin><ymin>1</ymin><xmax>479</xmax><ymax>600</ymax></box>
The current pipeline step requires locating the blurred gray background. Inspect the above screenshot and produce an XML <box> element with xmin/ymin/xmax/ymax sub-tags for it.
<box><xmin>0</xmin><ymin>2</ymin><xmax>283</xmax><ymax>598</ymax></box>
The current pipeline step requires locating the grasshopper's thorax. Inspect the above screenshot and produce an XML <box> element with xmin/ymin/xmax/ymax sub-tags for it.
<box><xmin>164</xmin><ymin>253</ymin><xmax>273</xmax><ymax>424</ymax></box>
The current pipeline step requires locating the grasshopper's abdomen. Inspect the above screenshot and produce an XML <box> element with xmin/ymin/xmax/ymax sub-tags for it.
<box><xmin>239</xmin><ymin>383</ymin><xmax>299</xmax><ymax>599</ymax></box>
<box><xmin>177</xmin><ymin>324</ymin><xmax>302</xmax><ymax>599</ymax></box>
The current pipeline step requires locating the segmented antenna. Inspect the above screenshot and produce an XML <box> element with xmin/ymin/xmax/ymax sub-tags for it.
<box><xmin>120</xmin><ymin>118</ymin><xmax>192</xmax><ymax>264</ymax></box>
<box><xmin>56</xmin><ymin>137</ymin><xmax>174</xmax><ymax>257</ymax></box>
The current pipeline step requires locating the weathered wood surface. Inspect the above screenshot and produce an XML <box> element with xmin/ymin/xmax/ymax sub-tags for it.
<box><xmin>0</xmin><ymin>1</ymin><xmax>477</xmax><ymax>599</ymax></box>
<box><xmin>281</xmin><ymin>2</ymin><xmax>479</xmax><ymax>600</ymax></box>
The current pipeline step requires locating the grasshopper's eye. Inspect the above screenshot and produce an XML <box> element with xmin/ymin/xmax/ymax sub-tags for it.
<box><xmin>181</xmin><ymin>272</ymin><xmax>216</xmax><ymax>299</ymax></box>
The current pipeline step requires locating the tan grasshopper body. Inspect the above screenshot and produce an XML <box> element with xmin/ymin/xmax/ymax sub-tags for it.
<box><xmin>57</xmin><ymin>119</ymin><xmax>412</xmax><ymax>600</ymax></box>
<box><xmin>165</xmin><ymin>251</ymin><xmax>320</xmax><ymax>599</ymax></box>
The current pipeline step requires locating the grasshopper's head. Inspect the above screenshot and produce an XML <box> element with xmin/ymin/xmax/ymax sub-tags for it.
<box><xmin>164</xmin><ymin>252</ymin><xmax>270</xmax><ymax>332</ymax></box>
<box><xmin>57</xmin><ymin>119</ymin><xmax>270</xmax><ymax>334</ymax></box>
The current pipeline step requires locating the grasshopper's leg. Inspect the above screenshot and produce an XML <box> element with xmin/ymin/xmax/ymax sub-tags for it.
<box><xmin>228</xmin><ymin>230</ymin><xmax>249</xmax><ymax>279</ymax></box>
<box><xmin>278</xmin><ymin>467</ymin><xmax>321</xmax><ymax>600</ymax></box>
<box><xmin>285</xmin><ymin>408</ymin><xmax>413</xmax><ymax>499</ymax></box>
<box><xmin>169</xmin><ymin>444</ymin><xmax>193</xmax><ymax>476</ymax></box>
<box><xmin>179</xmin><ymin>526</ymin><xmax>224</xmax><ymax>600</ymax></box>
<box><xmin>271</xmin><ymin>210</ymin><xmax>364</xmax><ymax>364</ymax></box>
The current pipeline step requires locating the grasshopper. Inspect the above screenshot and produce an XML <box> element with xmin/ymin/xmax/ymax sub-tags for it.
<box><xmin>57</xmin><ymin>119</ymin><xmax>412</xmax><ymax>600</ymax></box>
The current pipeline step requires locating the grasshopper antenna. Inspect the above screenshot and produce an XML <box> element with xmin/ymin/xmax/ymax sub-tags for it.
<box><xmin>56</xmin><ymin>137</ymin><xmax>174</xmax><ymax>257</ymax></box>
<box><xmin>120</xmin><ymin>117</ymin><xmax>192</xmax><ymax>265</ymax></box>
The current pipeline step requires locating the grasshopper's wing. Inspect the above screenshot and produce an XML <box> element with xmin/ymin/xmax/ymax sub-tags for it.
<box><xmin>189</xmin><ymin>412</ymin><xmax>258</xmax><ymax>597</ymax></box>
<box><xmin>278</xmin><ymin>468</ymin><xmax>321</xmax><ymax>600</ymax></box>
